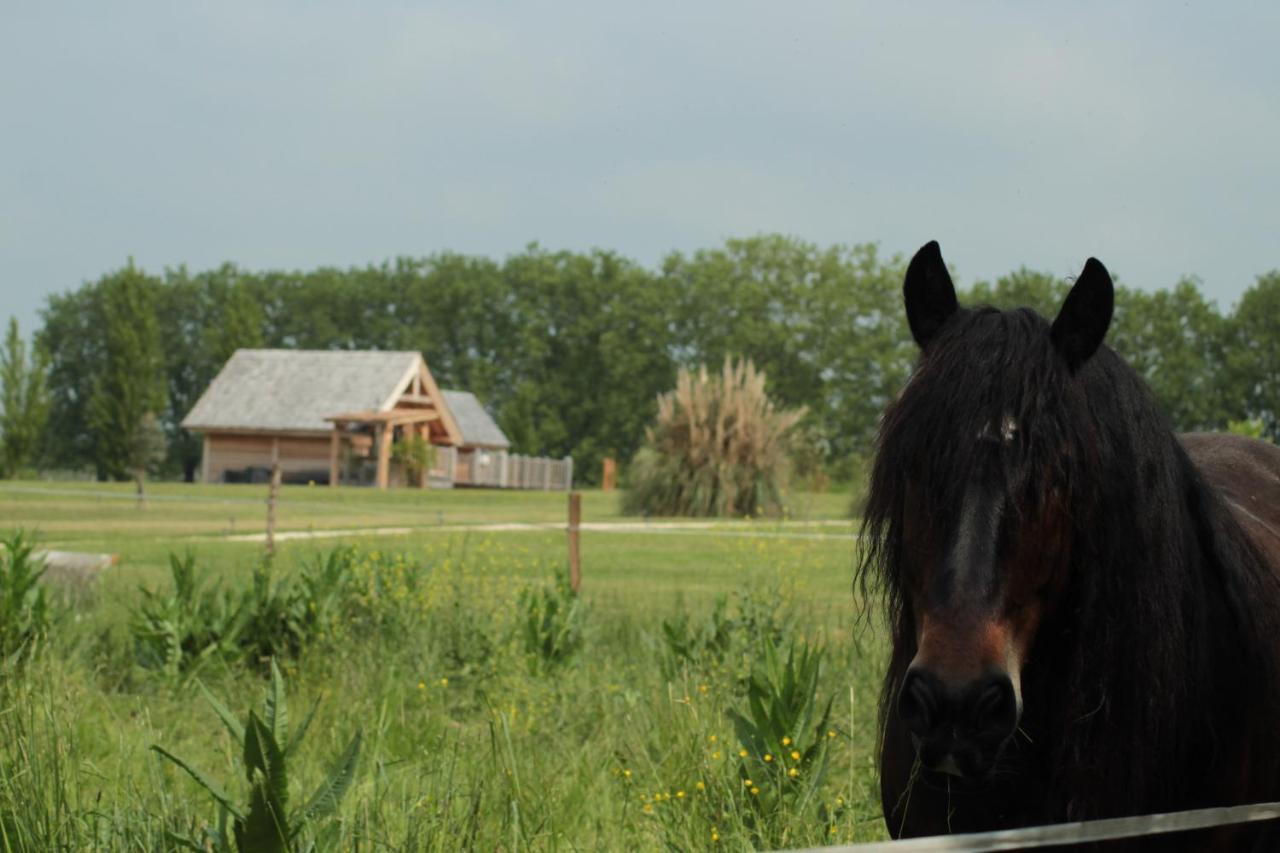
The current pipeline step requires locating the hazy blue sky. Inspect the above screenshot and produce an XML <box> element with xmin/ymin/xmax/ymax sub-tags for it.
<box><xmin>4</xmin><ymin>2</ymin><xmax>1279</xmax><ymax>338</ymax></box>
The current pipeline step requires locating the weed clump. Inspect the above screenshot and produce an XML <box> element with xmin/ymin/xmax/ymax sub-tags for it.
<box><xmin>0</xmin><ymin>531</ymin><xmax>52</xmax><ymax>666</ymax></box>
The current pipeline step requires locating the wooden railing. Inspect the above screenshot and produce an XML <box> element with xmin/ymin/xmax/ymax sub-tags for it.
<box><xmin>431</xmin><ymin>447</ymin><xmax>573</xmax><ymax>490</ymax></box>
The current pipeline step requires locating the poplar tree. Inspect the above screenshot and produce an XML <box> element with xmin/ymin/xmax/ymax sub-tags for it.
<box><xmin>0</xmin><ymin>318</ymin><xmax>50</xmax><ymax>477</ymax></box>
<box><xmin>85</xmin><ymin>263</ymin><xmax>168</xmax><ymax>481</ymax></box>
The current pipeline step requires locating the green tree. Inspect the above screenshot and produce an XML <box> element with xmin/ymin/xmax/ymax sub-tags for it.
<box><xmin>967</xmin><ymin>268</ymin><xmax>1070</xmax><ymax>318</ymax></box>
<box><xmin>38</xmin><ymin>286</ymin><xmax>103</xmax><ymax>469</ymax></box>
<box><xmin>381</xmin><ymin>254</ymin><xmax>519</xmax><ymax>416</ymax></box>
<box><xmin>1109</xmin><ymin>279</ymin><xmax>1233</xmax><ymax>432</ymax></box>
<box><xmin>160</xmin><ymin>265</ymin><xmax>265</xmax><ymax>480</ymax></box>
<box><xmin>86</xmin><ymin>263</ymin><xmax>168</xmax><ymax>481</ymax></box>
<box><xmin>0</xmin><ymin>318</ymin><xmax>50</xmax><ymax>477</ymax></box>
<box><xmin>662</xmin><ymin>237</ymin><xmax>911</xmax><ymax>468</ymax></box>
<box><xmin>1228</xmin><ymin>271</ymin><xmax>1280</xmax><ymax>440</ymax></box>
<box><xmin>499</xmin><ymin>246</ymin><xmax>676</xmax><ymax>483</ymax></box>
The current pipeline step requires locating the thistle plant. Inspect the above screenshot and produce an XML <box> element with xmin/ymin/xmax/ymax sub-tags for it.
<box><xmin>152</xmin><ymin>660</ymin><xmax>362</xmax><ymax>852</ymax></box>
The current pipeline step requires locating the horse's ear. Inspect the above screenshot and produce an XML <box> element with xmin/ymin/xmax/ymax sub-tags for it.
<box><xmin>904</xmin><ymin>240</ymin><xmax>958</xmax><ymax>349</ymax></box>
<box><xmin>1051</xmin><ymin>257</ymin><xmax>1114</xmax><ymax>371</ymax></box>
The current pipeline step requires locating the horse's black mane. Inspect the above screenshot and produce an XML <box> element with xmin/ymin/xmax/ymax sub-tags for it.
<box><xmin>858</xmin><ymin>305</ymin><xmax>1280</xmax><ymax>820</ymax></box>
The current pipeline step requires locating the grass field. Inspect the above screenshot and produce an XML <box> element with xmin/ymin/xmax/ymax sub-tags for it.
<box><xmin>0</xmin><ymin>481</ymin><xmax>891</xmax><ymax>850</ymax></box>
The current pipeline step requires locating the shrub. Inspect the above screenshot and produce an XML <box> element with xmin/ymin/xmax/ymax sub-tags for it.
<box><xmin>236</xmin><ymin>559</ymin><xmax>311</xmax><ymax>666</ymax></box>
<box><xmin>517</xmin><ymin>570</ymin><xmax>585</xmax><ymax>673</ymax></box>
<box><xmin>1227</xmin><ymin>418</ymin><xmax>1266</xmax><ymax>440</ymax></box>
<box><xmin>657</xmin><ymin>585</ymin><xmax>796</xmax><ymax>682</ymax></box>
<box><xmin>391</xmin><ymin>434</ymin><xmax>436</xmax><ymax>485</ymax></box>
<box><xmin>659</xmin><ymin>595</ymin><xmax>735</xmax><ymax>678</ymax></box>
<box><xmin>624</xmin><ymin>358</ymin><xmax>805</xmax><ymax>518</ymax></box>
<box><xmin>0</xmin><ymin>531</ymin><xmax>52</xmax><ymax>666</ymax></box>
<box><xmin>131</xmin><ymin>553</ymin><xmax>247</xmax><ymax>679</ymax></box>
<box><xmin>131</xmin><ymin>548</ymin><xmax>385</xmax><ymax>677</ymax></box>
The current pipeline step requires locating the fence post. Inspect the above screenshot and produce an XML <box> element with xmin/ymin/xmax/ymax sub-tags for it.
<box><xmin>266</xmin><ymin>439</ymin><xmax>281</xmax><ymax>558</ymax></box>
<box><xmin>567</xmin><ymin>491</ymin><xmax>581</xmax><ymax>594</ymax></box>
<box><xmin>564</xmin><ymin>456</ymin><xmax>574</xmax><ymax>491</ymax></box>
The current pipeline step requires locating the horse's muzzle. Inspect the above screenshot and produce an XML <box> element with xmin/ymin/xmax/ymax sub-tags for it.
<box><xmin>898</xmin><ymin>666</ymin><xmax>1019</xmax><ymax>778</ymax></box>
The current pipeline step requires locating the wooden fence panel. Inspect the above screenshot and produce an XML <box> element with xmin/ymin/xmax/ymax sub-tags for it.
<box><xmin>437</xmin><ymin>451</ymin><xmax>572</xmax><ymax>491</ymax></box>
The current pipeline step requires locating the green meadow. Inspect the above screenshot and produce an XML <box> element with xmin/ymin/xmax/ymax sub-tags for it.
<box><xmin>0</xmin><ymin>482</ymin><xmax>891</xmax><ymax>850</ymax></box>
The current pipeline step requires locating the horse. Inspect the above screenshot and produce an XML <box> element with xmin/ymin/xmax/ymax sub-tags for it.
<box><xmin>858</xmin><ymin>241</ymin><xmax>1280</xmax><ymax>851</ymax></box>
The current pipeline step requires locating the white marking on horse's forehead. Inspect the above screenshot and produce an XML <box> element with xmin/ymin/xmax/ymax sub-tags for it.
<box><xmin>978</xmin><ymin>414</ymin><xmax>1020</xmax><ymax>444</ymax></box>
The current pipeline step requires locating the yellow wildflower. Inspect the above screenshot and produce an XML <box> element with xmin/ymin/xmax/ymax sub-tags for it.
<box><xmin>743</xmin><ymin>779</ymin><xmax>753</xmax><ymax>787</ymax></box>
<box><xmin>623</xmin><ymin>769</ymin><xmax>632</xmax><ymax>779</ymax></box>
<box><xmin>827</xmin><ymin>730</ymin><xmax>837</xmax><ymax>739</ymax></box>
<box><xmin>439</xmin><ymin>677</ymin><xmax>449</xmax><ymax>687</ymax></box>
<box><xmin>696</xmin><ymin>781</ymin><xmax>706</xmax><ymax>791</ymax></box>
<box><xmin>763</xmin><ymin>754</ymin><xmax>773</xmax><ymax>762</ymax></box>
<box><xmin>676</xmin><ymin>790</ymin><xmax>685</xmax><ymax>799</ymax></box>
<box><xmin>417</xmin><ymin>681</ymin><xmax>426</xmax><ymax>690</ymax></box>
<box><xmin>788</xmin><ymin>767</ymin><xmax>799</xmax><ymax>778</ymax></box>
<box><xmin>738</xmin><ymin>748</ymin><xmax>748</xmax><ymax>757</ymax></box>
<box><xmin>709</xmin><ymin>734</ymin><xmax>717</xmax><ymax>743</ymax></box>
<box><xmin>790</xmin><ymin>750</ymin><xmax>801</xmax><ymax>761</ymax></box>
<box><xmin>712</xmin><ymin>750</ymin><xmax>722</xmax><ymax>760</ymax></box>
<box><xmin>781</xmin><ymin>736</ymin><xmax>791</xmax><ymax>746</ymax></box>
<box><xmin>643</xmin><ymin>804</ymin><xmax>653</xmax><ymax>814</ymax></box>
<box><xmin>751</xmin><ymin>787</ymin><xmax>760</xmax><ymax>796</ymax></box>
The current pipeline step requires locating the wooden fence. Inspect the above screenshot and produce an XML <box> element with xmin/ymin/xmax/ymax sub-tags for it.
<box><xmin>431</xmin><ymin>447</ymin><xmax>573</xmax><ymax>491</ymax></box>
<box><xmin>787</xmin><ymin>800</ymin><xmax>1280</xmax><ymax>852</ymax></box>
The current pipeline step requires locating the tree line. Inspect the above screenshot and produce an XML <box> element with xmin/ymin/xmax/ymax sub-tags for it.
<box><xmin>2</xmin><ymin>235</ymin><xmax>1278</xmax><ymax>484</ymax></box>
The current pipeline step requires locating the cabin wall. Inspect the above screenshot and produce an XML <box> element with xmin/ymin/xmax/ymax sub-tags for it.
<box><xmin>203</xmin><ymin>433</ymin><xmax>332</xmax><ymax>484</ymax></box>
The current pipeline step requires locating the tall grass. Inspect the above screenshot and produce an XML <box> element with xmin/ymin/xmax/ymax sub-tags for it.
<box><xmin>625</xmin><ymin>357</ymin><xmax>806</xmax><ymax>518</ymax></box>
<box><xmin>0</xmin><ymin>532</ymin><xmax>886</xmax><ymax>849</ymax></box>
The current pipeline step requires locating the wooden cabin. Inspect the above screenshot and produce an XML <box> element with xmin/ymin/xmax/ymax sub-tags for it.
<box><xmin>181</xmin><ymin>349</ymin><xmax>527</xmax><ymax>489</ymax></box>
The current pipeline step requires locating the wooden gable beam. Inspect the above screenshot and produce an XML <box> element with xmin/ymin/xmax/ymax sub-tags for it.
<box><xmin>415</xmin><ymin>358</ymin><xmax>464</xmax><ymax>446</ymax></box>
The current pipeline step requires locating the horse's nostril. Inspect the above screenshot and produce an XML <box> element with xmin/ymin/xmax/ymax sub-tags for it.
<box><xmin>969</xmin><ymin>673</ymin><xmax>1017</xmax><ymax>737</ymax></box>
<box><xmin>898</xmin><ymin>669</ymin><xmax>939</xmax><ymax>737</ymax></box>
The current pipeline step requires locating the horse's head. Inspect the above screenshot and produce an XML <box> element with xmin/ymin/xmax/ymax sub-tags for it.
<box><xmin>877</xmin><ymin>241</ymin><xmax>1114</xmax><ymax>780</ymax></box>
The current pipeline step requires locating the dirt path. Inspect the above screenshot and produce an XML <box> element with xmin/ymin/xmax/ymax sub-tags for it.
<box><xmin>214</xmin><ymin>518</ymin><xmax>857</xmax><ymax>543</ymax></box>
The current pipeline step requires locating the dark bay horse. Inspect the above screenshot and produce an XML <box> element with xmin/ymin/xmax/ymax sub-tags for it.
<box><xmin>859</xmin><ymin>241</ymin><xmax>1280</xmax><ymax>850</ymax></box>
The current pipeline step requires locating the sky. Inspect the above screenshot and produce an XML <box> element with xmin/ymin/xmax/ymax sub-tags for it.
<box><xmin>4</xmin><ymin>2</ymin><xmax>1279</xmax><ymax>339</ymax></box>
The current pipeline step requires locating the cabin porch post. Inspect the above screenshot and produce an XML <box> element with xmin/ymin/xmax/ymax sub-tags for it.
<box><xmin>329</xmin><ymin>423</ymin><xmax>342</xmax><ymax>487</ymax></box>
<box><xmin>375</xmin><ymin>424</ymin><xmax>391</xmax><ymax>490</ymax></box>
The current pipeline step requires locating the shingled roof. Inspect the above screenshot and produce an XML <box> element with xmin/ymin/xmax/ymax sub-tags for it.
<box><xmin>441</xmin><ymin>390</ymin><xmax>510</xmax><ymax>449</ymax></box>
<box><xmin>181</xmin><ymin>349</ymin><xmax>510</xmax><ymax>449</ymax></box>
